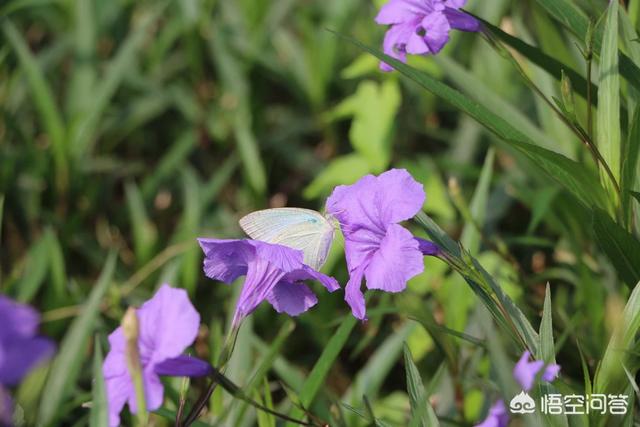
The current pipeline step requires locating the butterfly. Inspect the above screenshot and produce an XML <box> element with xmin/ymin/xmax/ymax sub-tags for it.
<box><xmin>239</xmin><ymin>208</ymin><xmax>335</xmax><ymax>270</ymax></box>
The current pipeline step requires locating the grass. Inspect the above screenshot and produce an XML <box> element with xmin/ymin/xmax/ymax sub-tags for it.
<box><xmin>1</xmin><ymin>0</ymin><xmax>640</xmax><ymax>426</ymax></box>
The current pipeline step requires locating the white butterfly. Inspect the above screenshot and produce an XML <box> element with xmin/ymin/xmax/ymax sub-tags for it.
<box><xmin>239</xmin><ymin>208</ymin><xmax>336</xmax><ymax>270</ymax></box>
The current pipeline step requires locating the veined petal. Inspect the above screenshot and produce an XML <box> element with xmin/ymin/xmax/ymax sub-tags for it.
<box><xmin>105</xmin><ymin>374</ymin><xmax>130</xmax><ymax>427</ymax></box>
<box><xmin>474</xmin><ymin>400</ymin><xmax>509</xmax><ymax>427</ymax></box>
<box><xmin>445</xmin><ymin>0</ymin><xmax>466</xmax><ymax>8</ymax></box>
<box><xmin>345</xmin><ymin>265</ymin><xmax>367</xmax><ymax>320</ymax></box>
<box><xmin>365</xmin><ymin>224</ymin><xmax>424</xmax><ymax>292</ymax></box>
<box><xmin>443</xmin><ymin>8</ymin><xmax>480</xmax><ymax>31</ymax></box>
<box><xmin>127</xmin><ymin>369</ymin><xmax>164</xmax><ymax>416</ymax></box>
<box><xmin>267</xmin><ymin>281</ymin><xmax>318</xmax><ymax>316</ymax></box>
<box><xmin>0</xmin><ymin>295</ymin><xmax>40</xmax><ymax>338</ymax></box>
<box><xmin>380</xmin><ymin>22</ymin><xmax>416</xmax><ymax>71</ymax></box>
<box><xmin>0</xmin><ymin>336</ymin><xmax>55</xmax><ymax>386</ymax></box>
<box><xmin>153</xmin><ymin>355</ymin><xmax>212</xmax><ymax>377</ymax></box>
<box><xmin>375</xmin><ymin>0</ymin><xmax>432</xmax><ymax>24</ymax></box>
<box><xmin>422</xmin><ymin>11</ymin><xmax>451</xmax><ymax>53</ymax></box>
<box><xmin>406</xmin><ymin>30</ymin><xmax>430</xmax><ymax>54</ymax></box>
<box><xmin>137</xmin><ymin>285</ymin><xmax>200</xmax><ymax>366</ymax></box>
<box><xmin>326</xmin><ymin>169</ymin><xmax>425</xmax><ymax>230</ymax></box>
<box><xmin>513</xmin><ymin>351</ymin><xmax>544</xmax><ymax>391</ymax></box>
<box><xmin>415</xmin><ymin>237</ymin><xmax>439</xmax><ymax>255</ymax></box>
<box><xmin>542</xmin><ymin>363</ymin><xmax>561</xmax><ymax>382</ymax></box>
<box><xmin>198</xmin><ymin>238</ymin><xmax>252</xmax><ymax>283</ymax></box>
<box><xmin>285</xmin><ymin>266</ymin><xmax>340</xmax><ymax>292</ymax></box>
<box><xmin>234</xmin><ymin>257</ymin><xmax>287</xmax><ymax>324</ymax></box>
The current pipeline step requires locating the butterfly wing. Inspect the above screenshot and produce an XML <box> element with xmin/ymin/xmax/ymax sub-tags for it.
<box><xmin>239</xmin><ymin>208</ymin><xmax>335</xmax><ymax>270</ymax></box>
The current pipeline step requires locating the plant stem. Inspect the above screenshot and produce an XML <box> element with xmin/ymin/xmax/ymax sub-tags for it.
<box><xmin>123</xmin><ymin>308</ymin><xmax>149</xmax><ymax>427</ymax></box>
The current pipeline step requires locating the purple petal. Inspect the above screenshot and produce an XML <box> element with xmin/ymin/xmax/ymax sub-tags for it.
<box><xmin>421</xmin><ymin>11</ymin><xmax>451</xmax><ymax>54</ymax></box>
<box><xmin>380</xmin><ymin>22</ymin><xmax>416</xmax><ymax>71</ymax></box>
<box><xmin>365</xmin><ymin>224</ymin><xmax>424</xmax><ymax>292</ymax></box>
<box><xmin>153</xmin><ymin>355</ymin><xmax>212</xmax><ymax>377</ymax></box>
<box><xmin>127</xmin><ymin>369</ymin><xmax>164</xmax><ymax>416</ymax></box>
<box><xmin>0</xmin><ymin>336</ymin><xmax>55</xmax><ymax>386</ymax></box>
<box><xmin>345</xmin><ymin>265</ymin><xmax>367</xmax><ymax>320</ymax></box>
<box><xmin>267</xmin><ymin>281</ymin><xmax>318</xmax><ymax>316</ymax></box>
<box><xmin>406</xmin><ymin>30</ymin><xmax>430</xmax><ymax>54</ymax></box>
<box><xmin>0</xmin><ymin>386</ymin><xmax>12</xmax><ymax>426</ymax></box>
<box><xmin>284</xmin><ymin>266</ymin><xmax>340</xmax><ymax>292</ymax></box>
<box><xmin>443</xmin><ymin>8</ymin><xmax>481</xmax><ymax>31</ymax></box>
<box><xmin>103</xmin><ymin>330</ymin><xmax>127</xmax><ymax>379</ymax></box>
<box><xmin>0</xmin><ymin>295</ymin><xmax>40</xmax><ymax>338</ymax></box>
<box><xmin>474</xmin><ymin>400</ymin><xmax>509</xmax><ymax>427</ymax></box>
<box><xmin>233</xmin><ymin>258</ymin><xmax>288</xmax><ymax>325</ymax></box>
<box><xmin>542</xmin><ymin>363</ymin><xmax>561</xmax><ymax>382</ymax></box>
<box><xmin>137</xmin><ymin>285</ymin><xmax>201</xmax><ymax>366</ymax></box>
<box><xmin>249</xmin><ymin>240</ymin><xmax>305</xmax><ymax>273</ymax></box>
<box><xmin>105</xmin><ymin>374</ymin><xmax>130</xmax><ymax>427</ymax></box>
<box><xmin>375</xmin><ymin>0</ymin><xmax>433</xmax><ymax>25</ymax></box>
<box><xmin>445</xmin><ymin>0</ymin><xmax>466</xmax><ymax>8</ymax></box>
<box><xmin>198</xmin><ymin>239</ymin><xmax>252</xmax><ymax>283</ymax></box>
<box><xmin>327</xmin><ymin>169</ymin><xmax>425</xmax><ymax>230</ymax></box>
<box><xmin>415</xmin><ymin>237</ymin><xmax>439</xmax><ymax>256</ymax></box>
<box><xmin>513</xmin><ymin>351</ymin><xmax>544</xmax><ymax>391</ymax></box>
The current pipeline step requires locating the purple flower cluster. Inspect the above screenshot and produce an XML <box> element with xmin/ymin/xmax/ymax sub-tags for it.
<box><xmin>0</xmin><ymin>295</ymin><xmax>55</xmax><ymax>426</ymax></box>
<box><xmin>475</xmin><ymin>351</ymin><xmax>561</xmax><ymax>427</ymax></box>
<box><xmin>375</xmin><ymin>0</ymin><xmax>480</xmax><ymax>71</ymax></box>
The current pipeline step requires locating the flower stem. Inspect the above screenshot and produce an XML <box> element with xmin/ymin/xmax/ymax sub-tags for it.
<box><xmin>122</xmin><ymin>307</ymin><xmax>149</xmax><ymax>427</ymax></box>
<box><xmin>179</xmin><ymin>322</ymin><xmax>240</xmax><ymax>426</ymax></box>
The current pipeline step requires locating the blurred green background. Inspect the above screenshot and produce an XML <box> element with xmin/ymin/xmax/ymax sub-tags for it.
<box><xmin>2</xmin><ymin>0</ymin><xmax>639</xmax><ymax>425</ymax></box>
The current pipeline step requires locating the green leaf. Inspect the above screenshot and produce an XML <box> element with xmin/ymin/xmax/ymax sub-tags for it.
<box><xmin>69</xmin><ymin>5</ymin><xmax>163</xmax><ymax>159</ymax></box>
<box><xmin>535</xmin><ymin>0</ymin><xmax>640</xmax><ymax>92</ymax></box>
<box><xmin>125</xmin><ymin>181</ymin><xmax>158</xmax><ymax>266</ymax></box>
<box><xmin>414</xmin><ymin>212</ymin><xmax>539</xmax><ymax>354</ymax></box>
<box><xmin>328</xmin><ymin>79</ymin><xmax>400</xmax><ymax>170</ymax></box>
<box><xmin>2</xmin><ymin>20</ymin><xmax>67</xmax><ymax>189</ymax></box>
<box><xmin>461</xmin><ymin>148</ymin><xmax>495</xmax><ymax>254</ymax></box>
<box><xmin>403</xmin><ymin>344</ymin><xmax>440</xmax><ymax>427</ymax></box>
<box><xmin>480</xmin><ymin>18</ymin><xmax>596</xmax><ymax>106</ymax></box>
<box><xmin>286</xmin><ymin>316</ymin><xmax>357</xmax><ymax>426</ymax></box>
<box><xmin>303</xmin><ymin>154</ymin><xmax>372</xmax><ymax>199</ymax></box>
<box><xmin>538</xmin><ymin>284</ymin><xmax>556</xmax><ymax>364</ymax></box>
<box><xmin>231</xmin><ymin>320</ymin><xmax>295</xmax><ymax>426</ymax></box>
<box><xmin>622</xmin><ymin>107</ymin><xmax>640</xmax><ymax>224</ymax></box>
<box><xmin>14</xmin><ymin>234</ymin><xmax>50</xmax><ymax>302</ymax></box>
<box><xmin>39</xmin><ymin>253</ymin><xmax>116</xmax><ymax>426</ymax></box>
<box><xmin>592</xmin><ymin>209</ymin><xmax>640</xmax><ymax>286</ymax></box>
<box><xmin>208</xmin><ymin>24</ymin><xmax>266</xmax><ymax>195</ymax></box>
<box><xmin>595</xmin><ymin>280</ymin><xmax>640</xmax><ymax>403</ymax></box>
<box><xmin>436</xmin><ymin>56</ymin><xmax>556</xmax><ymax>152</ymax></box>
<box><xmin>89</xmin><ymin>339</ymin><xmax>108</xmax><ymax>427</ymax></box>
<box><xmin>337</xmin><ymin>34</ymin><xmax>608</xmax><ymax>209</ymax></box>
<box><xmin>597</xmin><ymin>0</ymin><xmax>622</xmax><ymax>196</ymax></box>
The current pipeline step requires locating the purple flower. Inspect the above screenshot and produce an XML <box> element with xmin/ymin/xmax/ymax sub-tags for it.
<box><xmin>326</xmin><ymin>169</ymin><xmax>438</xmax><ymax>320</ymax></box>
<box><xmin>474</xmin><ymin>400</ymin><xmax>508</xmax><ymax>427</ymax></box>
<box><xmin>375</xmin><ymin>0</ymin><xmax>481</xmax><ymax>71</ymax></box>
<box><xmin>198</xmin><ymin>239</ymin><xmax>339</xmax><ymax>327</ymax></box>
<box><xmin>513</xmin><ymin>350</ymin><xmax>560</xmax><ymax>392</ymax></box>
<box><xmin>0</xmin><ymin>295</ymin><xmax>55</xmax><ymax>387</ymax></box>
<box><xmin>103</xmin><ymin>285</ymin><xmax>211</xmax><ymax>427</ymax></box>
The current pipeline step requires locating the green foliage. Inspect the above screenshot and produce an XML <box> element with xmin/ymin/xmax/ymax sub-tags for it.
<box><xmin>2</xmin><ymin>0</ymin><xmax>640</xmax><ymax>425</ymax></box>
